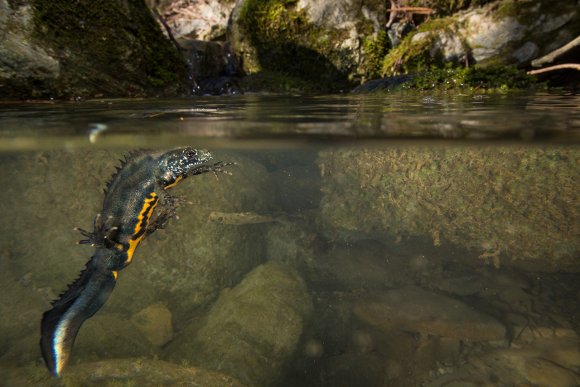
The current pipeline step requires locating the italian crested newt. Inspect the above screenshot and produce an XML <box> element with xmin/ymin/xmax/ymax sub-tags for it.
<box><xmin>40</xmin><ymin>147</ymin><xmax>233</xmax><ymax>377</ymax></box>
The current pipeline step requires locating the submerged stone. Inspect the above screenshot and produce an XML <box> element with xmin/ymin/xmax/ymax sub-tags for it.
<box><xmin>354</xmin><ymin>287</ymin><xmax>506</xmax><ymax>341</ymax></box>
<box><xmin>317</xmin><ymin>147</ymin><xmax>579</xmax><ymax>271</ymax></box>
<box><xmin>166</xmin><ymin>262</ymin><xmax>312</xmax><ymax>386</ymax></box>
<box><xmin>130</xmin><ymin>303</ymin><xmax>174</xmax><ymax>347</ymax></box>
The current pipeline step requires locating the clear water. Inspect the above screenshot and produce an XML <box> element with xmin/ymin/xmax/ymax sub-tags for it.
<box><xmin>0</xmin><ymin>92</ymin><xmax>578</xmax><ymax>386</ymax></box>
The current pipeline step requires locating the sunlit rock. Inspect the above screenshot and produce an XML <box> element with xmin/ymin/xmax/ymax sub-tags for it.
<box><xmin>382</xmin><ymin>1</ymin><xmax>579</xmax><ymax>74</ymax></box>
<box><xmin>0</xmin><ymin>0</ymin><xmax>60</xmax><ymax>97</ymax></box>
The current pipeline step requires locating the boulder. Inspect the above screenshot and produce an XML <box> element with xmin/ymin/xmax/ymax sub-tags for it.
<box><xmin>166</xmin><ymin>262</ymin><xmax>312</xmax><ymax>386</ymax></box>
<box><xmin>227</xmin><ymin>0</ymin><xmax>389</xmax><ymax>88</ymax></box>
<box><xmin>0</xmin><ymin>0</ymin><xmax>188</xmax><ymax>99</ymax></box>
<box><xmin>382</xmin><ymin>1</ymin><xmax>579</xmax><ymax>75</ymax></box>
<box><xmin>317</xmin><ymin>147</ymin><xmax>580</xmax><ymax>271</ymax></box>
<box><xmin>0</xmin><ymin>0</ymin><xmax>60</xmax><ymax>97</ymax></box>
<box><xmin>73</xmin><ymin>314</ymin><xmax>158</xmax><ymax>363</ymax></box>
<box><xmin>130</xmin><ymin>303</ymin><xmax>174</xmax><ymax>347</ymax></box>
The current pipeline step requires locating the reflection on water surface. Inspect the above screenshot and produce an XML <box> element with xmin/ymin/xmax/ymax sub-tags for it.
<box><xmin>0</xmin><ymin>92</ymin><xmax>578</xmax><ymax>149</ymax></box>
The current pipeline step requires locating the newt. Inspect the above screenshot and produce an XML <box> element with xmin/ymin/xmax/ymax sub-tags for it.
<box><xmin>40</xmin><ymin>147</ymin><xmax>232</xmax><ymax>377</ymax></box>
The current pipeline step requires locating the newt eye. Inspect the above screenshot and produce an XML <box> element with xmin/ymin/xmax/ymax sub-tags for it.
<box><xmin>184</xmin><ymin>149</ymin><xmax>197</xmax><ymax>159</ymax></box>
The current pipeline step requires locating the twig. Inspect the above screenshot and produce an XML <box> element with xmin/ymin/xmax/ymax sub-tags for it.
<box><xmin>527</xmin><ymin>64</ymin><xmax>580</xmax><ymax>75</ymax></box>
<box><xmin>390</xmin><ymin>7</ymin><xmax>434</xmax><ymax>14</ymax></box>
<box><xmin>386</xmin><ymin>0</ymin><xmax>398</xmax><ymax>28</ymax></box>
<box><xmin>531</xmin><ymin>36</ymin><xmax>580</xmax><ymax>67</ymax></box>
<box><xmin>386</xmin><ymin>1</ymin><xmax>435</xmax><ymax>28</ymax></box>
<box><xmin>149</xmin><ymin>6</ymin><xmax>182</xmax><ymax>54</ymax></box>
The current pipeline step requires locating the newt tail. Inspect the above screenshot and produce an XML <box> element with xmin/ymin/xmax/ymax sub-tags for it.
<box><xmin>40</xmin><ymin>250</ymin><xmax>117</xmax><ymax>376</ymax></box>
<box><xmin>40</xmin><ymin>147</ymin><xmax>233</xmax><ymax>376</ymax></box>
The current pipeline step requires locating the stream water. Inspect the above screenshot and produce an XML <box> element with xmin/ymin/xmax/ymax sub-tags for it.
<box><xmin>0</xmin><ymin>91</ymin><xmax>578</xmax><ymax>387</ymax></box>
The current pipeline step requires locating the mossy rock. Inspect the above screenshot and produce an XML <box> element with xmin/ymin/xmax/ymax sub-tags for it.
<box><xmin>228</xmin><ymin>0</ymin><xmax>388</xmax><ymax>92</ymax></box>
<box><xmin>379</xmin><ymin>0</ymin><xmax>579</xmax><ymax>77</ymax></box>
<box><xmin>166</xmin><ymin>262</ymin><xmax>312</xmax><ymax>386</ymax></box>
<box><xmin>2</xmin><ymin>0</ymin><xmax>189</xmax><ymax>98</ymax></box>
<box><xmin>317</xmin><ymin>146</ymin><xmax>580</xmax><ymax>271</ymax></box>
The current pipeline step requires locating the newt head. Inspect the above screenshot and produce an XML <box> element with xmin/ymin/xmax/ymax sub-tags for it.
<box><xmin>157</xmin><ymin>147</ymin><xmax>213</xmax><ymax>189</ymax></box>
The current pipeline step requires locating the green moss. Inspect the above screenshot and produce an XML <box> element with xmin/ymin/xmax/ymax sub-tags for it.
<box><xmin>362</xmin><ymin>31</ymin><xmax>390</xmax><ymax>80</ymax></box>
<box><xmin>30</xmin><ymin>0</ymin><xmax>189</xmax><ymax>98</ymax></box>
<box><xmin>380</xmin><ymin>15</ymin><xmax>461</xmax><ymax>77</ymax></box>
<box><xmin>405</xmin><ymin>65</ymin><xmax>541</xmax><ymax>91</ymax></box>
<box><xmin>381</xmin><ymin>31</ymin><xmax>437</xmax><ymax>76</ymax></box>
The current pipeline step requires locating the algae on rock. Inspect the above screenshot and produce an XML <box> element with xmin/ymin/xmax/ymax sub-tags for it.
<box><xmin>317</xmin><ymin>146</ymin><xmax>579</xmax><ymax>271</ymax></box>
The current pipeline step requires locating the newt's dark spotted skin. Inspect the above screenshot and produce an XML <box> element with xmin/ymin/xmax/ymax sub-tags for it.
<box><xmin>40</xmin><ymin>147</ymin><xmax>232</xmax><ymax>377</ymax></box>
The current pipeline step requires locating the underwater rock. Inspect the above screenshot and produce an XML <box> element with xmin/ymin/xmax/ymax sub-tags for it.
<box><xmin>130</xmin><ymin>303</ymin><xmax>174</xmax><ymax>347</ymax></box>
<box><xmin>166</xmin><ymin>262</ymin><xmax>312</xmax><ymax>387</ymax></box>
<box><xmin>317</xmin><ymin>147</ymin><xmax>580</xmax><ymax>271</ymax></box>
<box><xmin>307</xmin><ymin>241</ymin><xmax>409</xmax><ymax>290</ymax></box>
<box><xmin>315</xmin><ymin>353</ymin><xmax>386</xmax><ymax>387</ymax></box>
<box><xmin>266</xmin><ymin>220</ymin><xmax>317</xmax><ymax>269</ymax></box>
<box><xmin>354</xmin><ymin>287</ymin><xmax>506</xmax><ymax>341</ymax></box>
<box><xmin>73</xmin><ymin>314</ymin><xmax>158</xmax><ymax>363</ymax></box>
<box><xmin>0</xmin><ymin>150</ymin><xmax>272</xmax><ymax>326</ymax></box>
<box><xmin>269</xmin><ymin>165</ymin><xmax>321</xmax><ymax>213</ymax></box>
<box><xmin>0</xmin><ymin>358</ymin><xmax>246</xmax><ymax>387</ymax></box>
